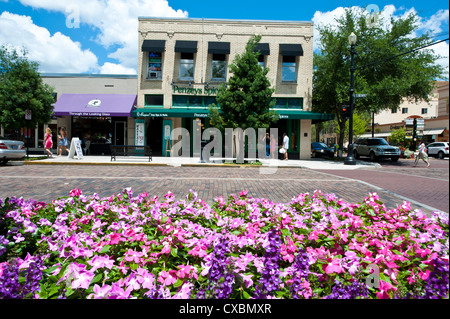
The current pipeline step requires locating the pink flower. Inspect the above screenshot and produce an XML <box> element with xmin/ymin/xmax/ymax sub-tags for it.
<box><xmin>89</xmin><ymin>284</ymin><xmax>112</xmax><ymax>299</ymax></box>
<box><xmin>69</xmin><ymin>188</ymin><xmax>82</xmax><ymax>197</ymax></box>
<box><xmin>324</xmin><ymin>258</ymin><xmax>343</xmax><ymax>274</ymax></box>
<box><xmin>158</xmin><ymin>270</ymin><xmax>177</xmax><ymax>286</ymax></box>
<box><xmin>87</xmin><ymin>255</ymin><xmax>115</xmax><ymax>272</ymax></box>
<box><xmin>376</xmin><ymin>280</ymin><xmax>397</xmax><ymax>299</ymax></box>
<box><xmin>188</xmin><ymin>245</ymin><xmax>207</xmax><ymax>258</ymax></box>
<box><xmin>72</xmin><ymin>270</ymin><xmax>95</xmax><ymax>290</ymax></box>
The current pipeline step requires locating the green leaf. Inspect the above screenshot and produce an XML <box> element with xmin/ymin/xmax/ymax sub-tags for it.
<box><xmin>174</xmin><ymin>279</ymin><xmax>184</xmax><ymax>288</ymax></box>
<box><xmin>91</xmin><ymin>274</ymin><xmax>103</xmax><ymax>285</ymax></box>
<box><xmin>65</xmin><ymin>287</ymin><xmax>74</xmax><ymax>297</ymax></box>
<box><xmin>171</xmin><ymin>247</ymin><xmax>178</xmax><ymax>258</ymax></box>
<box><xmin>281</xmin><ymin>228</ymin><xmax>291</xmax><ymax>237</ymax></box>
<box><xmin>100</xmin><ymin>245</ymin><xmax>111</xmax><ymax>254</ymax></box>
<box><xmin>242</xmin><ymin>290</ymin><xmax>251</xmax><ymax>299</ymax></box>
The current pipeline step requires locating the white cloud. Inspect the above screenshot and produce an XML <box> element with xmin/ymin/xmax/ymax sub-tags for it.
<box><xmin>0</xmin><ymin>11</ymin><xmax>98</xmax><ymax>73</ymax></box>
<box><xmin>99</xmin><ymin>62</ymin><xmax>136</xmax><ymax>75</ymax></box>
<box><xmin>17</xmin><ymin>0</ymin><xmax>188</xmax><ymax>72</ymax></box>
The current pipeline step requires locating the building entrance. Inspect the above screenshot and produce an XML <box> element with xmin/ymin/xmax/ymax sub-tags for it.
<box><xmin>147</xmin><ymin>118</ymin><xmax>163</xmax><ymax>156</ymax></box>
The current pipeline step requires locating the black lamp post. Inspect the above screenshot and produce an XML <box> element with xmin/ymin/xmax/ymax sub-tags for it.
<box><xmin>345</xmin><ymin>32</ymin><xmax>357</xmax><ymax>165</ymax></box>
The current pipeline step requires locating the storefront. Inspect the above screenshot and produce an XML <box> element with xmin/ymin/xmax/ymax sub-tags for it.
<box><xmin>52</xmin><ymin>94</ymin><xmax>136</xmax><ymax>155</ymax></box>
<box><xmin>132</xmin><ymin>105</ymin><xmax>333</xmax><ymax>159</ymax></box>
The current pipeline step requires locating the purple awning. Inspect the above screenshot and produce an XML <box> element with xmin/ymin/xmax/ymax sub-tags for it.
<box><xmin>52</xmin><ymin>94</ymin><xmax>137</xmax><ymax>117</ymax></box>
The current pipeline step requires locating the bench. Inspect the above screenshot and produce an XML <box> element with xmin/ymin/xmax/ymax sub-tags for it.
<box><xmin>110</xmin><ymin>145</ymin><xmax>152</xmax><ymax>162</ymax></box>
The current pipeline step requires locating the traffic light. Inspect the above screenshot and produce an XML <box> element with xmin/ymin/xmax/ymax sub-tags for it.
<box><xmin>342</xmin><ymin>105</ymin><xmax>350</xmax><ymax>119</ymax></box>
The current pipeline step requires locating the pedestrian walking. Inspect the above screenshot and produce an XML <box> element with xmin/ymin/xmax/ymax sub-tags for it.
<box><xmin>270</xmin><ymin>135</ymin><xmax>276</xmax><ymax>159</ymax></box>
<box><xmin>413</xmin><ymin>140</ymin><xmax>430</xmax><ymax>168</ymax></box>
<box><xmin>58</xmin><ymin>127</ymin><xmax>69</xmax><ymax>156</ymax></box>
<box><xmin>44</xmin><ymin>127</ymin><xmax>53</xmax><ymax>157</ymax></box>
<box><xmin>282</xmin><ymin>132</ymin><xmax>289</xmax><ymax>160</ymax></box>
<box><xmin>265</xmin><ymin>132</ymin><xmax>270</xmax><ymax>159</ymax></box>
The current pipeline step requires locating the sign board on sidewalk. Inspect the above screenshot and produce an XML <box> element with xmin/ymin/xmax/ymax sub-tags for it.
<box><xmin>68</xmin><ymin>137</ymin><xmax>83</xmax><ymax>160</ymax></box>
<box><xmin>25</xmin><ymin>110</ymin><xmax>32</xmax><ymax>120</ymax></box>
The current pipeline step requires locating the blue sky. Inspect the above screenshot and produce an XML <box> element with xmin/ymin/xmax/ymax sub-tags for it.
<box><xmin>0</xmin><ymin>0</ymin><xmax>448</xmax><ymax>77</ymax></box>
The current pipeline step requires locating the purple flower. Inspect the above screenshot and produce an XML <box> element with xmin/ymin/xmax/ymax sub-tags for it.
<box><xmin>254</xmin><ymin>230</ymin><xmax>282</xmax><ymax>299</ymax></box>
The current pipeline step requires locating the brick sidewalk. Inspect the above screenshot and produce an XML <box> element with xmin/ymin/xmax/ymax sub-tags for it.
<box><xmin>1</xmin><ymin>165</ymin><xmax>445</xmax><ymax>216</ymax></box>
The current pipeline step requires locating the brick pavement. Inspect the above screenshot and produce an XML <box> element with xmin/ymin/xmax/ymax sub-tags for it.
<box><xmin>316</xmin><ymin>163</ymin><xmax>449</xmax><ymax>214</ymax></box>
<box><xmin>0</xmin><ymin>164</ymin><xmax>446</xmax><ymax>216</ymax></box>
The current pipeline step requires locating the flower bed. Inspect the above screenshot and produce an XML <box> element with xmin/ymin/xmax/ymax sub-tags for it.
<box><xmin>0</xmin><ymin>188</ymin><xmax>448</xmax><ymax>299</ymax></box>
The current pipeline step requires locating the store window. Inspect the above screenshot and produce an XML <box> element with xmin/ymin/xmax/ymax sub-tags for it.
<box><xmin>282</xmin><ymin>56</ymin><xmax>297</xmax><ymax>82</ymax></box>
<box><xmin>179</xmin><ymin>53</ymin><xmax>194</xmax><ymax>81</ymax></box>
<box><xmin>258</xmin><ymin>55</ymin><xmax>265</xmax><ymax>68</ymax></box>
<box><xmin>145</xmin><ymin>95</ymin><xmax>164</xmax><ymax>107</ymax></box>
<box><xmin>172</xmin><ymin>95</ymin><xmax>218</xmax><ymax>108</ymax></box>
<box><xmin>211</xmin><ymin>54</ymin><xmax>227</xmax><ymax>81</ymax></box>
<box><xmin>274</xmin><ymin>97</ymin><xmax>303</xmax><ymax>109</ymax></box>
<box><xmin>147</xmin><ymin>52</ymin><xmax>162</xmax><ymax>80</ymax></box>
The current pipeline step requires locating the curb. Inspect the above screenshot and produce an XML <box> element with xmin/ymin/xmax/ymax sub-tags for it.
<box><xmin>24</xmin><ymin>161</ymin><xmax>169</xmax><ymax>167</ymax></box>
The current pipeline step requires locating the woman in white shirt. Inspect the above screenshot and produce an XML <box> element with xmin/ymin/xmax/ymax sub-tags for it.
<box><xmin>282</xmin><ymin>133</ymin><xmax>289</xmax><ymax>160</ymax></box>
<box><xmin>414</xmin><ymin>140</ymin><xmax>430</xmax><ymax>168</ymax></box>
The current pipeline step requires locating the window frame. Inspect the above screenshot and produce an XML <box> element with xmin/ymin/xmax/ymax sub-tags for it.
<box><xmin>211</xmin><ymin>54</ymin><xmax>227</xmax><ymax>82</ymax></box>
<box><xmin>179</xmin><ymin>52</ymin><xmax>195</xmax><ymax>81</ymax></box>
<box><xmin>147</xmin><ymin>52</ymin><xmax>163</xmax><ymax>80</ymax></box>
<box><xmin>282</xmin><ymin>55</ymin><xmax>297</xmax><ymax>83</ymax></box>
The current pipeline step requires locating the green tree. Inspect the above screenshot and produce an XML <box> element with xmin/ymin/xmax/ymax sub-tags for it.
<box><xmin>312</xmin><ymin>8</ymin><xmax>445</xmax><ymax>153</ymax></box>
<box><xmin>335</xmin><ymin>112</ymin><xmax>370</xmax><ymax>145</ymax></box>
<box><xmin>389</xmin><ymin>127</ymin><xmax>407</xmax><ymax>147</ymax></box>
<box><xmin>0</xmin><ymin>46</ymin><xmax>55</xmax><ymax>134</ymax></box>
<box><xmin>209</xmin><ymin>35</ymin><xmax>278</xmax><ymax>161</ymax></box>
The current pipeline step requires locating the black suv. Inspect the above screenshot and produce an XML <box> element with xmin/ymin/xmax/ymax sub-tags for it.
<box><xmin>353</xmin><ymin>138</ymin><xmax>401</xmax><ymax>162</ymax></box>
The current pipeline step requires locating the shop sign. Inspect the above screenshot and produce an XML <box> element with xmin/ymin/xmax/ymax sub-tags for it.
<box><xmin>193</xmin><ymin>113</ymin><xmax>208</xmax><ymax>118</ymax></box>
<box><xmin>278</xmin><ymin>115</ymin><xmax>289</xmax><ymax>119</ymax></box>
<box><xmin>70</xmin><ymin>112</ymin><xmax>111</xmax><ymax>116</ymax></box>
<box><xmin>135</xmin><ymin>112</ymin><xmax>168</xmax><ymax>118</ymax></box>
<box><xmin>172</xmin><ymin>85</ymin><xmax>219</xmax><ymax>96</ymax></box>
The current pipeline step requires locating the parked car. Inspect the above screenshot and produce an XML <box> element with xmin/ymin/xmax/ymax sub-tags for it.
<box><xmin>427</xmin><ymin>142</ymin><xmax>449</xmax><ymax>159</ymax></box>
<box><xmin>353</xmin><ymin>138</ymin><xmax>401</xmax><ymax>162</ymax></box>
<box><xmin>0</xmin><ymin>136</ymin><xmax>26</xmax><ymax>165</ymax></box>
<box><xmin>311</xmin><ymin>142</ymin><xmax>334</xmax><ymax>158</ymax></box>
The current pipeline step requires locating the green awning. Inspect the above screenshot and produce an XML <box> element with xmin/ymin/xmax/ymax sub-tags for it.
<box><xmin>274</xmin><ymin>110</ymin><xmax>334</xmax><ymax>122</ymax></box>
<box><xmin>132</xmin><ymin>108</ymin><xmax>334</xmax><ymax>122</ymax></box>
<box><xmin>132</xmin><ymin>108</ymin><xmax>210</xmax><ymax>118</ymax></box>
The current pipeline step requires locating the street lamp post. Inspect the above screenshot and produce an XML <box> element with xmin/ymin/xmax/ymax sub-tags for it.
<box><xmin>345</xmin><ymin>32</ymin><xmax>357</xmax><ymax>165</ymax></box>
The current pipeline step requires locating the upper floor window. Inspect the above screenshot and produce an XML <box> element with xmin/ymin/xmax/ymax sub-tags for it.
<box><xmin>391</xmin><ymin>108</ymin><xmax>398</xmax><ymax>113</ymax></box>
<box><xmin>402</xmin><ymin>108</ymin><xmax>408</xmax><ymax>114</ymax></box>
<box><xmin>421</xmin><ymin>108</ymin><xmax>428</xmax><ymax>114</ymax></box>
<box><xmin>147</xmin><ymin>52</ymin><xmax>162</xmax><ymax>80</ymax></box>
<box><xmin>211</xmin><ymin>54</ymin><xmax>227</xmax><ymax>82</ymax></box>
<box><xmin>179</xmin><ymin>53</ymin><xmax>195</xmax><ymax>81</ymax></box>
<box><xmin>282</xmin><ymin>56</ymin><xmax>297</xmax><ymax>82</ymax></box>
<box><xmin>258</xmin><ymin>55</ymin><xmax>265</xmax><ymax>68</ymax></box>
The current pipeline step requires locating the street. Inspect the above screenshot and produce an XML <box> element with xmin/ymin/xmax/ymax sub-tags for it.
<box><xmin>0</xmin><ymin>157</ymin><xmax>447</xmax><ymax>216</ymax></box>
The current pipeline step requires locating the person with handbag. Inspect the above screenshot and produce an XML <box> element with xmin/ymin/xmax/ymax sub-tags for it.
<box><xmin>413</xmin><ymin>140</ymin><xmax>430</xmax><ymax>168</ymax></box>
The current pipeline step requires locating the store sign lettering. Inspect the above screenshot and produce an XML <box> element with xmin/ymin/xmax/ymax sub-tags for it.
<box><xmin>136</xmin><ymin>112</ymin><xmax>168</xmax><ymax>118</ymax></box>
<box><xmin>172</xmin><ymin>85</ymin><xmax>219</xmax><ymax>96</ymax></box>
<box><xmin>70</xmin><ymin>112</ymin><xmax>111</xmax><ymax>116</ymax></box>
<box><xmin>278</xmin><ymin>115</ymin><xmax>289</xmax><ymax>119</ymax></box>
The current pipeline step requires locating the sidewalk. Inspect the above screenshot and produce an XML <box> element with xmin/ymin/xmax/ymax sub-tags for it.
<box><xmin>23</xmin><ymin>155</ymin><xmax>381</xmax><ymax>170</ymax></box>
